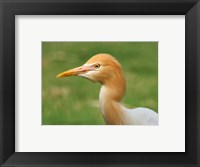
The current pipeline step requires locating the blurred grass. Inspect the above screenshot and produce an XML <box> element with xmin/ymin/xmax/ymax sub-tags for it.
<box><xmin>42</xmin><ymin>42</ymin><xmax>158</xmax><ymax>125</ymax></box>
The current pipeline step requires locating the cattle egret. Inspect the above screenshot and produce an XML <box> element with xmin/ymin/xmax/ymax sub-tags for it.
<box><xmin>57</xmin><ymin>53</ymin><xmax>158</xmax><ymax>125</ymax></box>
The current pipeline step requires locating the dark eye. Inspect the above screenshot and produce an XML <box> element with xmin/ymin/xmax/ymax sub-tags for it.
<box><xmin>94</xmin><ymin>63</ymin><xmax>101</xmax><ymax>69</ymax></box>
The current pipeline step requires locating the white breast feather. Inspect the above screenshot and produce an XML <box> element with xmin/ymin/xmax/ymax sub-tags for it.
<box><xmin>122</xmin><ymin>106</ymin><xmax>158</xmax><ymax>125</ymax></box>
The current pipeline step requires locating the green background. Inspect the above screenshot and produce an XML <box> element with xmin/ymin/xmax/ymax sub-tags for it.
<box><xmin>42</xmin><ymin>42</ymin><xmax>158</xmax><ymax>125</ymax></box>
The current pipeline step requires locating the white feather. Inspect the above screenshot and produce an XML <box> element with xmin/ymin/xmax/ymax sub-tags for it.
<box><xmin>122</xmin><ymin>106</ymin><xmax>158</xmax><ymax>125</ymax></box>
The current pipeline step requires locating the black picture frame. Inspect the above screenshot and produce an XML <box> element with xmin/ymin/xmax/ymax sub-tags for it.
<box><xmin>0</xmin><ymin>0</ymin><xmax>200</xmax><ymax>166</ymax></box>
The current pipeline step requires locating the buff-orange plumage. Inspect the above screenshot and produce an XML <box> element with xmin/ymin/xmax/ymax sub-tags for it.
<box><xmin>57</xmin><ymin>53</ymin><xmax>158</xmax><ymax>125</ymax></box>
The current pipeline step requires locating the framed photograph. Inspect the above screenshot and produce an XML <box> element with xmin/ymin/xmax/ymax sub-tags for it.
<box><xmin>42</xmin><ymin>41</ymin><xmax>159</xmax><ymax>126</ymax></box>
<box><xmin>0</xmin><ymin>0</ymin><xmax>199</xmax><ymax>166</ymax></box>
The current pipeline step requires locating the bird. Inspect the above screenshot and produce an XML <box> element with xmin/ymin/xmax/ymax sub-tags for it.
<box><xmin>56</xmin><ymin>53</ymin><xmax>158</xmax><ymax>125</ymax></box>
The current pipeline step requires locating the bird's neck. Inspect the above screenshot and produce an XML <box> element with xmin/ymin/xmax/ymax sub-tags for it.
<box><xmin>99</xmin><ymin>71</ymin><xmax>126</xmax><ymax>125</ymax></box>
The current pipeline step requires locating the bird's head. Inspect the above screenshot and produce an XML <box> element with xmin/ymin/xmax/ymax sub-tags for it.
<box><xmin>56</xmin><ymin>53</ymin><xmax>124</xmax><ymax>85</ymax></box>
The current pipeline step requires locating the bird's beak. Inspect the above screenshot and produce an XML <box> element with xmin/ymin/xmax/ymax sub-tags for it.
<box><xmin>56</xmin><ymin>65</ymin><xmax>92</xmax><ymax>78</ymax></box>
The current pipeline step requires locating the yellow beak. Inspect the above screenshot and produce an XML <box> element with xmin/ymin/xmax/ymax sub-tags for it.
<box><xmin>56</xmin><ymin>65</ymin><xmax>92</xmax><ymax>78</ymax></box>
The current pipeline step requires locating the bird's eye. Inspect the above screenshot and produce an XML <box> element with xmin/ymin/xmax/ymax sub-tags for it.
<box><xmin>94</xmin><ymin>63</ymin><xmax>101</xmax><ymax>69</ymax></box>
